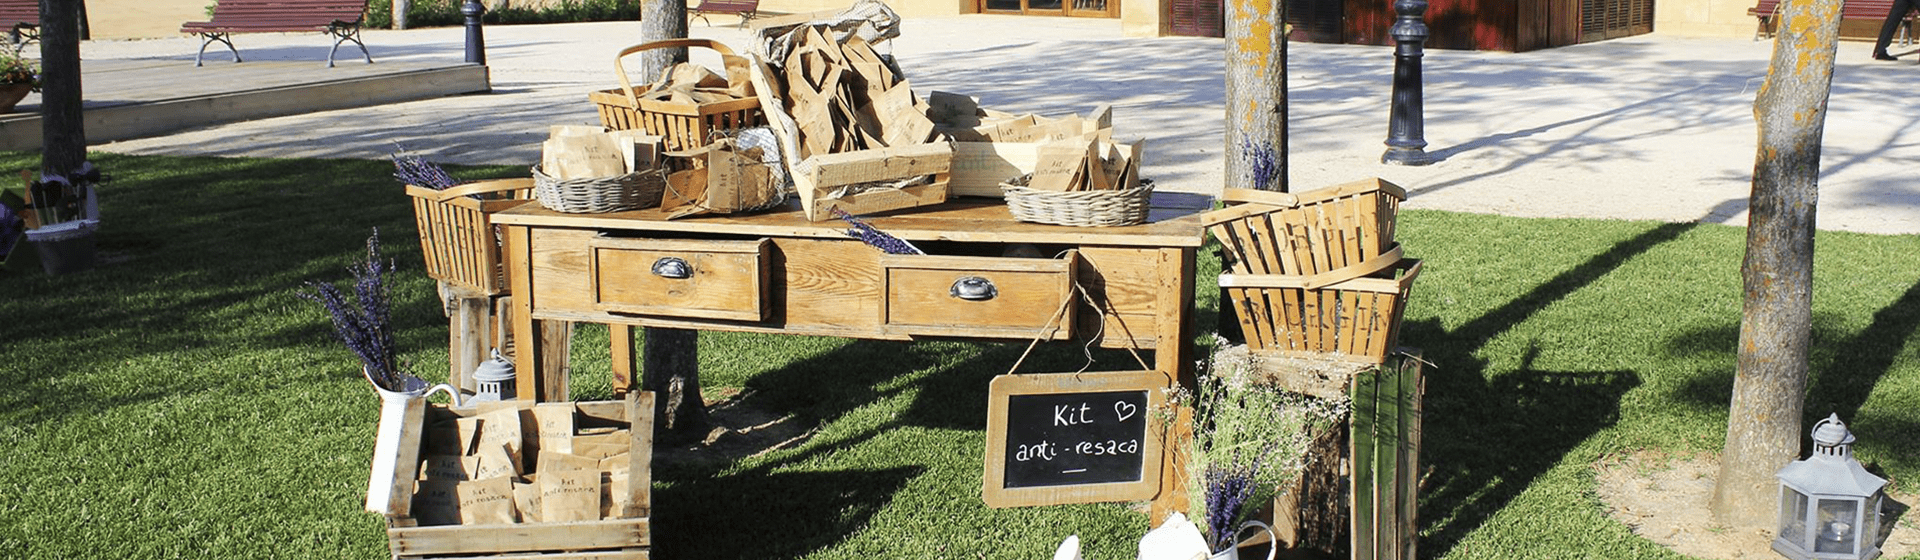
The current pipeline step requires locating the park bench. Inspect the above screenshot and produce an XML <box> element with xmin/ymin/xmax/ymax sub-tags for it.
<box><xmin>690</xmin><ymin>0</ymin><xmax>762</xmax><ymax>28</ymax></box>
<box><xmin>0</xmin><ymin>0</ymin><xmax>37</xmax><ymax>56</ymax></box>
<box><xmin>180</xmin><ymin>0</ymin><xmax>373</xmax><ymax>67</ymax></box>
<box><xmin>1748</xmin><ymin>0</ymin><xmax>1914</xmax><ymax>44</ymax></box>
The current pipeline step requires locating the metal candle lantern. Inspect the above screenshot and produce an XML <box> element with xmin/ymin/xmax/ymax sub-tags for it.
<box><xmin>468</xmin><ymin>348</ymin><xmax>517</xmax><ymax>404</ymax></box>
<box><xmin>1773</xmin><ymin>414</ymin><xmax>1887</xmax><ymax>560</ymax></box>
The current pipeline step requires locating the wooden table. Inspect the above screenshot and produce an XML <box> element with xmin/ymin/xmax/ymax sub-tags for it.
<box><xmin>491</xmin><ymin>196</ymin><xmax>1206</xmax><ymax>514</ymax></box>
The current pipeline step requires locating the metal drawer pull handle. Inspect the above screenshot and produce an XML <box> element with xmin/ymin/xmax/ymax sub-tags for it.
<box><xmin>950</xmin><ymin>276</ymin><xmax>997</xmax><ymax>301</ymax></box>
<box><xmin>652</xmin><ymin>257</ymin><xmax>691</xmax><ymax>279</ymax></box>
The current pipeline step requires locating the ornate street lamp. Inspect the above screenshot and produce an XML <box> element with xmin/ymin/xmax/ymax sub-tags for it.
<box><xmin>1773</xmin><ymin>414</ymin><xmax>1887</xmax><ymax>560</ymax></box>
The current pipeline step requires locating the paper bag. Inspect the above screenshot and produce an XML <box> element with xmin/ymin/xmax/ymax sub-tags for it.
<box><xmin>455</xmin><ymin>476</ymin><xmax>519</xmax><ymax>525</ymax></box>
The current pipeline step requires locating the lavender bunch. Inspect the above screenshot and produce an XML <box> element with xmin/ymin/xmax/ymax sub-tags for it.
<box><xmin>1240</xmin><ymin>139</ymin><xmax>1281</xmax><ymax>191</ymax></box>
<box><xmin>391</xmin><ymin>152</ymin><xmax>459</xmax><ymax>190</ymax></box>
<box><xmin>1181</xmin><ymin>342</ymin><xmax>1346</xmax><ymax>552</ymax></box>
<box><xmin>297</xmin><ymin>229</ymin><xmax>407</xmax><ymax>392</ymax></box>
<box><xmin>833</xmin><ymin>209</ymin><xmax>923</xmax><ymax>255</ymax></box>
<box><xmin>0</xmin><ymin>202</ymin><xmax>17</xmax><ymax>256</ymax></box>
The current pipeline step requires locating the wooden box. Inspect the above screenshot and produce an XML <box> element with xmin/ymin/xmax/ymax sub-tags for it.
<box><xmin>878</xmin><ymin>251</ymin><xmax>1078</xmax><ymax>339</ymax></box>
<box><xmin>792</xmin><ymin>142</ymin><xmax>954</xmax><ymax>222</ymax></box>
<box><xmin>408</xmin><ymin>179</ymin><xmax>535</xmax><ymax>296</ymax></box>
<box><xmin>1216</xmin><ymin>259</ymin><xmax>1421</xmax><ymax>363</ymax></box>
<box><xmin>382</xmin><ymin>394</ymin><xmax>655</xmax><ymax>560</ymax></box>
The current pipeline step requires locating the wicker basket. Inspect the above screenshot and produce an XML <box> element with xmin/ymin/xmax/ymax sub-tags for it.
<box><xmin>1000</xmin><ymin>176</ymin><xmax>1153</xmax><ymax>227</ymax></box>
<box><xmin>407</xmin><ymin>179</ymin><xmax>534</xmax><ymax>296</ymax></box>
<box><xmin>588</xmin><ymin>38</ymin><xmax>765</xmax><ymax>152</ymax></box>
<box><xmin>1218</xmin><ymin>259</ymin><xmax>1422</xmax><ymax>364</ymax></box>
<box><xmin>532</xmin><ymin>165</ymin><xmax>667</xmax><ymax>214</ymax></box>
<box><xmin>1202</xmin><ymin>178</ymin><xmax>1406</xmax><ymax>287</ymax></box>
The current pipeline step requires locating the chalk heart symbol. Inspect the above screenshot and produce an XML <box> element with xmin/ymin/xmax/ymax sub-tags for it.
<box><xmin>1113</xmin><ymin>401</ymin><xmax>1138</xmax><ymax>423</ymax></box>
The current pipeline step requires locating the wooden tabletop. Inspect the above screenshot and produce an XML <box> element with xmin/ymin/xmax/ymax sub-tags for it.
<box><xmin>494</xmin><ymin>195</ymin><xmax>1210</xmax><ymax>248</ymax></box>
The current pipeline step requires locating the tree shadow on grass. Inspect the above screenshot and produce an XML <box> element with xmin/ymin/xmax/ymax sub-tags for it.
<box><xmin>1408</xmin><ymin>221</ymin><xmax>1699</xmax><ymax>556</ymax></box>
<box><xmin>1669</xmin><ymin>275</ymin><xmax>1920</xmax><ymax>447</ymax></box>
<box><xmin>651</xmin><ymin>466</ymin><xmax>926</xmax><ymax>559</ymax></box>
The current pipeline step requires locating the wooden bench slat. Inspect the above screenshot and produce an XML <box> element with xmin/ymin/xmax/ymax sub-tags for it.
<box><xmin>180</xmin><ymin>0</ymin><xmax>373</xmax><ymax>67</ymax></box>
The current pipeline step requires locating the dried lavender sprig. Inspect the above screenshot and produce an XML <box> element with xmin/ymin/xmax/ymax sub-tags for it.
<box><xmin>297</xmin><ymin>229</ymin><xmax>405</xmax><ymax>391</ymax></box>
<box><xmin>833</xmin><ymin>208</ymin><xmax>924</xmax><ymax>255</ymax></box>
<box><xmin>1240</xmin><ymin>139</ymin><xmax>1281</xmax><ymax>191</ymax></box>
<box><xmin>391</xmin><ymin>152</ymin><xmax>459</xmax><ymax>190</ymax></box>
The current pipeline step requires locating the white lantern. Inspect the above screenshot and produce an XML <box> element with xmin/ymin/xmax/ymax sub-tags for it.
<box><xmin>467</xmin><ymin>348</ymin><xmax>517</xmax><ymax>404</ymax></box>
<box><xmin>1773</xmin><ymin>414</ymin><xmax>1887</xmax><ymax>560</ymax></box>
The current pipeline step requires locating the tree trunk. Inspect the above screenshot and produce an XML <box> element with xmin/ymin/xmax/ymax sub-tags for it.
<box><xmin>631</xmin><ymin>0</ymin><xmax>705</xmax><ymax>445</ymax></box>
<box><xmin>1223</xmin><ymin>0</ymin><xmax>1286</xmax><ymax>192</ymax></box>
<box><xmin>39</xmin><ymin>0</ymin><xmax>85</xmax><ymax>176</ymax></box>
<box><xmin>1708</xmin><ymin>0</ymin><xmax>1840</xmax><ymax>530</ymax></box>
<box><xmin>641</xmin><ymin>327</ymin><xmax>709</xmax><ymax>445</ymax></box>
<box><xmin>637</xmin><ymin>0</ymin><xmax>689</xmax><ymax>81</ymax></box>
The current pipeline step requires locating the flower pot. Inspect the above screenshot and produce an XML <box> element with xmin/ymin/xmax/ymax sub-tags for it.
<box><xmin>26</xmin><ymin>219</ymin><xmax>98</xmax><ymax>275</ymax></box>
<box><xmin>364</xmin><ymin>369</ymin><xmax>461</xmax><ymax>514</ymax></box>
<box><xmin>0</xmin><ymin>83</ymin><xmax>30</xmax><ymax>113</ymax></box>
<box><xmin>1210</xmin><ymin>521</ymin><xmax>1278</xmax><ymax>560</ymax></box>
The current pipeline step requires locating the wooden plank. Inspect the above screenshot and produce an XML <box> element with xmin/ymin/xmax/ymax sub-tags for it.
<box><xmin>1350</xmin><ymin>369</ymin><xmax>1378</xmax><ymax>560</ymax></box>
<box><xmin>388</xmin><ymin>518</ymin><xmax>650</xmax><ymax>556</ymax></box>
<box><xmin>399</xmin><ymin>550</ymin><xmax>647</xmax><ymax>560</ymax></box>
<box><xmin>1374</xmin><ymin>362</ymin><xmax>1403</xmax><ymax>560</ymax></box>
<box><xmin>1399</xmin><ymin>353</ymin><xmax>1424</xmax><ymax>560</ymax></box>
<box><xmin>450</xmin><ymin>287</ymin><xmax>490</xmax><ymax>394</ymax></box>
<box><xmin>609</xmin><ymin>324</ymin><xmax>635</xmax><ymax>396</ymax></box>
<box><xmin>627</xmin><ymin>391</ymin><xmax>654</xmax><ymax>516</ymax></box>
<box><xmin>1147</xmin><ymin>246</ymin><xmax>1196</xmax><ymax>525</ymax></box>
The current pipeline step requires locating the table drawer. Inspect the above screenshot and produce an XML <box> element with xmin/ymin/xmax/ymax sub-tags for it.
<box><xmin>879</xmin><ymin>252</ymin><xmax>1077</xmax><ymax>339</ymax></box>
<box><xmin>587</xmin><ymin>236</ymin><xmax>772</xmax><ymax>322</ymax></box>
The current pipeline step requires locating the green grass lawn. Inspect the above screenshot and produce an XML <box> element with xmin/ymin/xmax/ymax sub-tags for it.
<box><xmin>1</xmin><ymin>152</ymin><xmax>1915</xmax><ymax>559</ymax></box>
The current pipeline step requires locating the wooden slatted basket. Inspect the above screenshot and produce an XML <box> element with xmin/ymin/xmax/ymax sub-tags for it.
<box><xmin>381</xmin><ymin>394</ymin><xmax>655</xmax><ymax>560</ymax></box>
<box><xmin>589</xmin><ymin>38</ymin><xmax>765</xmax><ymax>152</ymax></box>
<box><xmin>407</xmin><ymin>179</ymin><xmax>535</xmax><ymax>296</ymax></box>
<box><xmin>1203</xmin><ymin>178</ymin><xmax>1407</xmax><ymax>288</ymax></box>
<box><xmin>1216</xmin><ymin>259</ymin><xmax>1422</xmax><ymax>363</ymax></box>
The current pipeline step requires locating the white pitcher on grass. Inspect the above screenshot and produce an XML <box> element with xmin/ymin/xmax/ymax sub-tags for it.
<box><xmin>364</xmin><ymin>368</ymin><xmax>461</xmax><ymax>514</ymax></box>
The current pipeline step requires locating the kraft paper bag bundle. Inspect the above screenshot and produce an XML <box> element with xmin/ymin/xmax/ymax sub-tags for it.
<box><xmin>540</xmin><ymin>470</ymin><xmax>602</xmax><ymax>523</ymax></box>
<box><xmin>542</xmin><ymin>126</ymin><xmax>627</xmax><ymax>180</ymax></box>
<box><xmin>473</xmin><ymin>442</ymin><xmax>520</xmax><ymax>480</ymax></box>
<box><xmin>536</xmin><ymin>451</ymin><xmax>601</xmax><ymax>475</ymax></box>
<box><xmin>412</xmin><ymin>479</ymin><xmax>460</xmax><ymax>526</ymax></box>
<box><xmin>420</xmin><ymin>454</ymin><xmax>478</xmax><ymax>481</ymax></box>
<box><xmin>662</xmin><ymin>139</ymin><xmax>779</xmax><ymax>219</ymax></box>
<box><xmin>455</xmin><ymin>476</ymin><xmax>519</xmax><ymax>525</ymax></box>
<box><xmin>513</xmin><ymin>480</ymin><xmax>544</xmax><ymax>523</ymax></box>
<box><xmin>599</xmin><ymin>470</ymin><xmax>631</xmax><ymax>519</ymax></box>
<box><xmin>475</xmin><ymin>408</ymin><xmax>525</xmax><ymax>473</ymax></box>
<box><xmin>522</xmin><ymin>403</ymin><xmax>576</xmax><ymax>458</ymax></box>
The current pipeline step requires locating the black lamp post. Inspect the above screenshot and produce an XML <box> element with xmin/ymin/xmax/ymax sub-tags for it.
<box><xmin>463</xmin><ymin>0</ymin><xmax>487</xmax><ymax>66</ymax></box>
<box><xmin>1381</xmin><ymin>0</ymin><xmax>1432</xmax><ymax>166</ymax></box>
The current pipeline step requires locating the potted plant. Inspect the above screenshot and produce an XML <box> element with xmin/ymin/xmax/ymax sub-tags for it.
<box><xmin>1176</xmin><ymin>340</ymin><xmax>1347</xmax><ymax>559</ymax></box>
<box><xmin>0</xmin><ymin>49</ymin><xmax>38</xmax><ymax>113</ymax></box>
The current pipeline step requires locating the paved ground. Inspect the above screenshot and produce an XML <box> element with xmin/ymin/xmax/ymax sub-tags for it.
<box><xmin>79</xmin><ymin>17</ymin><xmax>1920</xmax><ymax>235</ymax></box>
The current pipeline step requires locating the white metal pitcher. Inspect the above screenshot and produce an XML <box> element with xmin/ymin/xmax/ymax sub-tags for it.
<box><xmin>364</xmin><ymin>369</ymin><xmax>461</xmax><ymax>514</ymax></box>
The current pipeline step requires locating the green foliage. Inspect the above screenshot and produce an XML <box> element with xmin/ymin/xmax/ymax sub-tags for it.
<box><xmin>363</xmin><ymin>0</ymin><xmax>640</xmax><ymax>29</ymax></box>
<box><xmin>0</xmin><ymin>151</ymin><xmax>1916</xmax><ymax>559</ymax></box>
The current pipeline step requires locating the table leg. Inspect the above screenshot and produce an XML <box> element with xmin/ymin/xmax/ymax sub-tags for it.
<box><xmin>610</xmin><ymin>323</ymin><xmax>636</xmax><ymax>397</ymax></box>
<box><xmin>1151</xmin><ymin>246</ymin><xmax>1197</xmax><ymax>525</ymax></box>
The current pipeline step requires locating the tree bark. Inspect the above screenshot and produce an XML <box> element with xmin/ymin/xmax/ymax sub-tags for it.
<box><xmin>636</xmin><ymin>0</ymin><xmax>689</xmax><ymax>81</ymax></box>
<box><xmin>1223</xmin><ymin>0</ymin><xmax>1286</xmax><ymax>192</ymax></box>
<box><xmin>39</xmin><ymin>0</ymin><xmax>85</xmax><ymax>176</ymax></box>
<box><xmin>1709</xmin><ymin>0</ymin><xmax>1840</xmax><ymax>530</ymax></box>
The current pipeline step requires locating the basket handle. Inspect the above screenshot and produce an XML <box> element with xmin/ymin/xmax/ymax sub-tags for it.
<box><xmin>614</xmin><ymin>38</ymin><xmax>739</xmax><ymax>107</ymax></box>
<box><xmin>414</xmin><ymin>178</ymin><xmax>533</xmax><ymax>202</ymax></box>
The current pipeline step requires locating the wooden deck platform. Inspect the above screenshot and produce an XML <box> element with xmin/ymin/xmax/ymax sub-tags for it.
<box><xmin>0</xmin><ymin>58</ymin><xmax>489</xmax><ymax>151</ymax></box>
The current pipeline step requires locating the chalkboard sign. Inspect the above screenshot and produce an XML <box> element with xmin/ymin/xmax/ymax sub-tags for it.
<box><xmin>982</xmin><ymin>370</ymin><xmax>1170</xmax><ymax>508</ymax></box>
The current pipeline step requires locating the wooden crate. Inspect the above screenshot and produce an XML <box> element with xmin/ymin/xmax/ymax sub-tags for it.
<box><xmin>1203</xmin><ymin>178</ymin><xmax>1407</xmax><ymax>290</ymax></box>
<box><xmin>1216</xmin><ymin>259</ymin><xmax>1421</xmax><ymax>363</ymax></box>
<box><xmin>408</xmin><ymin>179</ymin><xmax>535</xmax><ymax>296</ymax></box>
<box><xmin>381</xmin><ymin>393</ymin><xmax>655</xmax><ymax>560</ymax></box>
<box><xmin>1349</xmin><ymin>352</ymin><xmax>1422</xmax><ymax>560</ymax></box>
<box><xmin>589</xmin><ymin>38</ymin><xmax>766</xmax><ymax>152</ymax></box>
<box><xmin>792</xmin><ymin>142</ymin><xmax>954</xmax><ymax>221</ymax></box>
